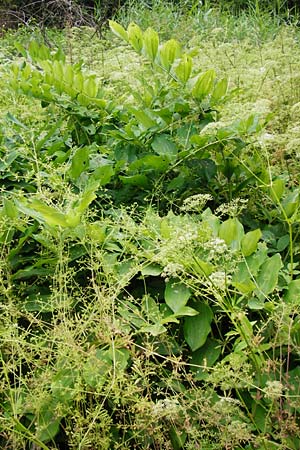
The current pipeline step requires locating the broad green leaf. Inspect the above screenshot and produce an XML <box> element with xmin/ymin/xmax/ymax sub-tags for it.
<box><xmin>53</xmin><ymin>60</ymin><xmax>63</xmax><ymax>83</ymax></box>
<box><xmin>143</xmin><ymin>27</ymin><xmax>159</xmax><ymax>62</ymax></box>
<box><xmin>248</xmin><ymin>296</ymin><xmax>265</xmax><ymax>310</ymax></box>
<box><xmin>73</xmin><ymin>72</ymin><xmax>84</xmax><ymax>92</ymax></box>
<box><xmin>241</xmin><ymin>228</ymin><xmax>262</xmax><ymax>257</ymax></box>
<box><xmin>120</xmin><ymin>174</ymin><xmax>150</xmax><ymax>188</ymax></box>
<box><xmin>109</xmin><ymin>20</ymin><xmax>129</xmax><ymax>42</ymax></box>
<box><xmin>192</xmin><ymin>69</ymin><xmax>216</xmax><ymax>100</ymax></box>
<box><xmin>255</xmin><ymin>253</ymin><xmax>282</xmax><ymax>299</ymax></box>
<box><xmin>71</xmin><ymin>186</ymin><xmax>97</xmax><ymax>216</ymax></box>
<box><xmin>51</xmin><ymin>368</ymin><xmax>77</xmax><ymax>403</ymax></box>
<box><xmin>83</xmin><ymin>77</ymin><xmax>97</xmax><ymax>98</ymax></box>
<box><xmin>191</xmin><ymin>338</ymin><xmax>221</xmax><ymax>380</ymax></box>
<box><xmin>130</xmin><ymin>107</ymin><xmax>157</xmax><ymax>129</ymax></box>
<box><xmin>174</xmin><ymin>54</ymin><xmax>192</xmax><ymax>83</ymax></box>
<box><xmin>70</xmin><ymin>146</ymin><xmax>90</xmax><ymax>179</ymax></box>
<box><xmin>92</xmin><ymin>164</ymin><xmax>114</xmax><ymax>186</ymax></box>
<box><xmin>219</xmin><ymin>217</ymin><xmax>244</xmax><ymax>250</ymax></box>
<box><xmin>16</xmin><ymin>200</ymin><xmax>69</xmax><ymax>228</ymax></box>
<box><xmin>151</xmin><ymin>134</ymin><xmax>178</xmax><ymax>162</ymax></box>
<box><xmin>282</xmin><ymin>189</ymin><xmax>299</xmax><ymax>218</ymax></box>
<box><xmin>270</xmin><ymin>178</ymin><xmax>285</xmax><ymax>202</ymax></box>
<box><xmin>211</xmin><ymin>77</ymin><xmax>228</xmax><ymax>101</ymax></box>
<box><xmin>3</xmin><ymin>199</ymin><xmax>18</xmax><ymax>219</ymax></box>
<box><xmin>184</xmin><ymin>302</ymin><xmax>213</xmax><ymax>351</ymax></box>
<box><xmin>141</xmin><ymin>264</ymin><xmax>162</xmax><ymax>276</ymax></box>
<box><xmin>165</xmin><ymin>280</ymin><xmax>191</xmax><ymax>313</ymax></box>
<box><xmin>159</xmin><ymin>39</ymin><xmax>182</xmax><ymax>71</ymax></box>
<box><xmin>128</xmin><ymin>22</ymin><xmax>143</xmax><ymax>53</ymax></box>
<box><xmin>284</xmin><ymin>279</ymin><xmax>300</xmax><ymax>305</ymax></box>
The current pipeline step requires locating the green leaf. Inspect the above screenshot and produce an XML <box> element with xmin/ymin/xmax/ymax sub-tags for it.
<box><xmin>173</xmin><ymin>306</ymin><xmax>199</xmax><ymax>317</ymax></box>
<box><xmin>141</xmin><ymin>264</ymin><xmax>162</xmax><ymax>276</ymax></box>
<box><xmin>164</xmin><ymin>280</ymin><xmax>191</xmax><ymax>313</ymax></box>
<box><xmin>151</xmin><ymin>134</ymin><xmax>178</xmax><ymax>162</ymax></box>
<box><xmin>211</xmin><ymin>77</ymin><xmax>228</xmax><ymax>102</ymax></box>
<box><xmin>143</xmin><ymin>27</ymin><xmax>159</xmax><ymax>62</ymax></box>
<box><xmin>284</xmin><ymin>279</ymin><xmax>300</xmax><ymax>305</ymax></box>
<box><xmin>120</xmin><ymin>174</ymin><xmax>150</xmax><ymax>188</ymax></box>
<box><xmin>255</xmin><ymin>253</ymin><xmax>283</xmax><ymax>299</ymax></box>
<box><xmin>270</xmin><ymin>178</ymin><xmax>285</xmax><ymax>202</ymax></box>
<box><xmin>130</xmin><ymin>107</ymin><xmax>157</xmax><ymax>129</ymax></box>
<box><xmin>282</xmin><ymin>189</ymin><xmax>299</xmax><ymax>218</ymax></box>
<box><xmin>92</xmin><ymin>164</ymin><xmax>114</xmax><ymax>186</ymax></box>
<box><xmin>241</xmin><ymin>228</ymin><xmax>262</xmax><ymax>257</ymax></box>
<box><xmin>159</xmin><ymin>39</ymin><xmax>182</xmax><ymax>71</ymax></box>
<box><xmin>184</xmin><ymin>302</ymin><xmax>213</xmax><ymax>351</ymax></box>
<box><xmin>219</xmin><ymin>217</ymin><xmax>244</xmax><ymax>250</ymax></box>
<box><xmin>51</xmin><ymin>368</ymin><xmax>77</xmax><ymax>403</ymax></box>
<box><xmin>174</xmin><ymin>54</ymin><xmax>192</xmax><ymax>83</ymax></box>
<box><xmin>127</xmin><ymin>22</ymin><xmax>143</xmax><ymax>53</ymax></box>
<box><xmin>70</xmin><ymin>146</ymin><xmax>90</xmax><ymax>179</ymax></box>
<box><xmin>191</xmin><ymin>338</ymin><xmax>221</xmax><ymax>380</ymax></box>
<box><xmin>109</xmin><ymin>20</ymin><xmax>129</xmax><ymax>42</ymax></box>
<box><xmin>192</xmin><ymin>69</ymin><xmax>216</xmax><ymax>100</ymax></box>
<box><xmin>16</xmin><ymin>200</ymin><xmax>69</xmax><ymax>228</ymax></box>
<box><xmin>83</xmin><ymin>77</ymin><xmax>98</xmax><ymax>98</ymax></box>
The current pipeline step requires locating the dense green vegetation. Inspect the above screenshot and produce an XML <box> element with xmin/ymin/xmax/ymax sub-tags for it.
<box><xmin>1</xmin><ymin>1</ymin><xmax>300</xmax><ymax>449</ymax></box>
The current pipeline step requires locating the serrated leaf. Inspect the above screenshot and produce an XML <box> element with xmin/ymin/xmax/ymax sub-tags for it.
<box><xmin>165</xmin><ymin>280</ymin><xmax>191</xmax><ymax>313</ymax></box>
<box><xmin>184</xmin><ymin>302</ymin><xmax>213</xmax><ymax>351</ymax></box>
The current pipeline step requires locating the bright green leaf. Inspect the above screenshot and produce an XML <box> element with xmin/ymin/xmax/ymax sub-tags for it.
<box><xmin>165</xmin><ymin>280</ymin><xmax>191</xmax><ymax>313</ymax></box>
<box><xmin>184</xmin><ymin>302</ymin><xmax>213</xmax><ymax>351</ymax></box>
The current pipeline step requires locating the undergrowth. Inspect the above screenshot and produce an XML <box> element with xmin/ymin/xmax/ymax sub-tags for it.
<box><xmin>1</xmin><ymin>3</ymin><xmax>300</xmax><ymax>449</ymax></box>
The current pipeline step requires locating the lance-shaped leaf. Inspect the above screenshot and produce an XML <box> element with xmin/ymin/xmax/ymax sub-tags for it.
<box><xmin>192</xmin><ymin>69</ymin><xmax>216</xmax><ymax>100</ymax></box>
<box><xmin>159</xmin><ymin>39</ymin><xmax>182</xmax><ymax>71</ymax></box>
<box><xmin>143</xmin><ymin>27</ymin><xmax>159</xmax><ymax>62</ymax></box>
<box><xmin>174</xmin><ymin>54</ymin><xmax>192</xmax><ymax>83</ymax></box>
<box><xmin>255</xmin><ymin>253</ymin><xmax>282</xmax><ymax>299</ymax></box>
<box><xmin>128</xmin><ymin>22</ymin><xmax>143</xmax><ymax>53</ymax></box>
<box><xmin>241</xmin><ymin>229</ymin><xmax>262</xmax><ymax>257</ymax></box>
<box><xmin>109</xmin><ymin>20</ymin><xmax>129</xmax><ymax>42</ymax></box>
<box><xmin>16</xmin><ymin>199</ymin><xmax>70</xmax><ymax>228</ymax></box>
<box><xmin>184</xmin><ymin>302</ymin><xmax>213</xmax><ymax>351</ymax></box>
<box><xmin>211</xmin><ymin>77</ymin><xmax>228</xmax><ymax>102</ymax></box>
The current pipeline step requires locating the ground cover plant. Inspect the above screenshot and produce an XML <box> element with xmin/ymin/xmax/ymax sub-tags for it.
<box><xmin>1</xmin><ymin>2</ymin><xmax>300</xmax><ymax>449</ymax></box>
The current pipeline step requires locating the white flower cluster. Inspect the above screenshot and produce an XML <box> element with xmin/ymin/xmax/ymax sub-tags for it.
<box><xmin>181</xmin><ymin>193</ymin><xmax>213</xmax><ymax>212</ymax></box>
<box><xmin>264</xmin><ymin>380</ymin><xmax>284</xmax><ymax>400</ymax></box>
<box><xmin>161</xmin><ymin>262</ymin><xmax>184</xmax><ymax>280</ymax></box>
<box><xmin>209</xmin><ymin>271</ymin><xmax>231</xmax><ymax>290</ymax></box>
<box><xmin>204</xmin><ymin>237</ymin><xmax>228</xmax><ymax>258</ymax></box>
<box><xmin>215</xmin><ymin>198</ymin><xmax>248</xmax><ymax>217</ymax></box>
